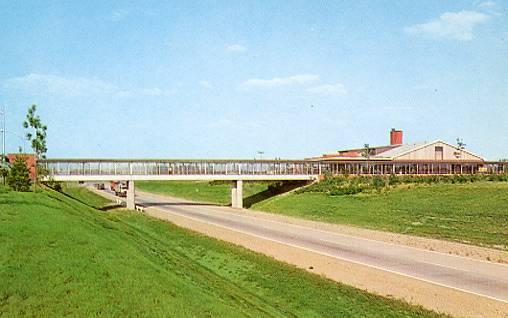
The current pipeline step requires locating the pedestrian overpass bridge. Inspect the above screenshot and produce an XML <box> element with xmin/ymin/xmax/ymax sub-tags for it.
<box><xmin>40</xmin><ymin>159</ymin><xmax>322</xmax><ymax>209</ymax></box>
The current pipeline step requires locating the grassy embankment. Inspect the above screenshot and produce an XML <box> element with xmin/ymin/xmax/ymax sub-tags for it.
<box><xmin>0</xmin><ymin>185</ymin><xmax>444</xmax><ymax>317</ymax></box>
<box><xmin>60</xmin><ymin>182</ymin><xmax>112</xmax><ymax>209</ymax></box>
<box><xmin>136</xmin><ymin>177</ymin><xmax>508</xmax><ymax>250</ymax></box>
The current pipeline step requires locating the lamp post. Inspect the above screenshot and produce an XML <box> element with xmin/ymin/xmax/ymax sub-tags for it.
<box><xmin>0</xmin><ymin>130</ymin><xmax>28</xmax><ymax>154</ymax></box>
<box><xmin>0</xmin><ymin>104</ymin><xmax>5</xmax><ymax>162</ymax></box>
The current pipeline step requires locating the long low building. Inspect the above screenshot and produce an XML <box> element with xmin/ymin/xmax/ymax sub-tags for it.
<box><xmin>308</xmin><ymin>129</ymin><xmax>507</xmax><ymax>175</ymax></box>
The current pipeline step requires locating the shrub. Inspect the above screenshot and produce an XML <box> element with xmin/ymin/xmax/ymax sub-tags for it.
<box><xmin>388</xmin><ymin>174</ymin><xmax>399</xmax><ymax>186</ymax></box>
<box><xmin>0</xmin><ymin>165</ymin><xmax>8</xmax><ymax>185</ymax></box>
<box><xmin>44</xmin><ymin>179</ymin><xmax>63</xmax><ymax>192</ymax></box>
<box><xmin>208</xmin><ymin>180</ymin><xmax>230</xmax><ymax>186</ymax></box>
<box><xmin>7</xmin><ymin>155</ymin><xmax>31</xmax><ymax>192</ymax></box>
<box><xmin>296</xmin><ymin>172</ymin><xmax>508</xmax><ymax>196</ymax></box>
<box><xmin>330</xmin><ymin>185</ymin><xmax>363</xmax><ymax>196</ymax></box>
<box><xmin>496</xmin><ymin>174</ymin><xmax>508</xmax><ymax>182</ymax></box>
<box><xmin>372</xmin><ymin>176</ymin><xmax>385</xmax><ymax>190</ymax></box>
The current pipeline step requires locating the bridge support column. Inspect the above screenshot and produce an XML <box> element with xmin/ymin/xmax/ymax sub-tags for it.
<box><xmin>127</xmin><ymin>180</ymin><xmax>135</xmax><ymax>210</ymax></box>
<box><xmin>231</xmin><ymin>180</ymin><xmax>243</xmax><ymax>209</ymax></box>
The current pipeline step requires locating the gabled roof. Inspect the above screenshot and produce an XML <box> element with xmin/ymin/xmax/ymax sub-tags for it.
<box><xmin>433</xmin><ymin>140</ymin><xmax>484</xmax><ymax>160</ymax></box>
<box><xmin>374</xmin><ymin>140</ymin><xmax>484</xmax><ymax>160</ymax></box>
<box><xmin>336</xmin><ymin>144</ymin><xmax>399</xmax><ymax>153</ymax></box>
<box><xmin>373</xmin><ymin>141</ymin><xmax>428</xmax><ymax>158</ymax></box>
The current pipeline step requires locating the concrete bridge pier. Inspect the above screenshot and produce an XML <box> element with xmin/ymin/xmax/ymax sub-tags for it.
<box><xmin>231</xmin><ymin>180</ymin><xmax>243</xmax><ymax>209</ymax></box>
<box><xmin>127</xmin><ymin>180</ymin><xmax>136</xmax><ymax>210</ymax></box>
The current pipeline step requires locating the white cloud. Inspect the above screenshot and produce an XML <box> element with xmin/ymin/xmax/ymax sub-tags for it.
<box><xmin>226</xmin><ymin>44</ymin><xmax>247</xmax><ymax>53</ymax></box>
<box><xmin>4</xmin><ymin>73</ymin><xmax>118</xmax><ymax>97</ymax></box>
<box><xmin>199</xmin><ymin>80</ymin><xmax>213</xmax><ymax>89</ymax></box>
<box><xmin>4</xmin><ymin>73</ymin><xmax>174</xmax><ymax>99</ymax></box>
<box><xmin>404</xmin><ymin>10</ymin><xmax>490</xmax><ymax>41</ymax></box>
<box><xmin>241</xmin><ymin>74</ymin><xmax>320</xmax><ymax>89</ymax></box>
<box><xmin>477</xmin><ymin>1</ymin><xmax>501</xmax><ymax>16</ymax></box>
<box><xmin>306</xmin><ymin>83</ymin><xmax>347</xmax><ymax>97</ymax></box>
<box><xmin>478</xmin><ymin>1</ymin><xmax>496</xmax><ymax>8</ymax></box>
<box><xmin>112</xmin><ymin>9</ymin><xmax>129</xmax><ymax>22</ymax></box>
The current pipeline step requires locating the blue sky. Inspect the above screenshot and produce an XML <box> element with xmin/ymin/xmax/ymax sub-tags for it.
<box><xmin>1</xmin><ymin>1</ymin><xmax>507</xmax><ymax>159</ymax></box>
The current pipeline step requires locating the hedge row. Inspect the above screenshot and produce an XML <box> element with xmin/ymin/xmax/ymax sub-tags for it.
<box><xmin>296</xmin><ymin>173</ymin><xmax>508</xmax><ymax>196</ymax></box>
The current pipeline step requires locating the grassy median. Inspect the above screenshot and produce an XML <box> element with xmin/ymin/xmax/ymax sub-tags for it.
<box><xmin>0</xmin><ymin>186</ymin><xmax>445</xmax><ymax>317</ymax></box>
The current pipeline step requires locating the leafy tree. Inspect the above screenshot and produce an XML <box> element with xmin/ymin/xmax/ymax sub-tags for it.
<box><xmin>23</xmin><ymin>105</ymin><xmax>47</xmax><ymax>189</ymax></box>
<box><xmin>7</xmin><ymin>155</ymin><xmax>31</xmax><ymax>191</ymax></box>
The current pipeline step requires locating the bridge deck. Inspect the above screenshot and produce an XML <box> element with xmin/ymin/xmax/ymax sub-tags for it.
<box><xmin>40</xmin><ymin>159</ymin><xmax>322</xmax><ymax>181</ymax></box>
<box><xmin>40</xmin><ymin>158</ymin><xmax>508</xmax><ymax>180</ymax></box>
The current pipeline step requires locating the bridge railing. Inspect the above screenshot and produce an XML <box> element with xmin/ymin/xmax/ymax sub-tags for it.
<box><xmin>40</xmin><ymin>159</ymin><xmax>326</xmax><ymax>176</ymax></box>
<box><xmin>39</xmin><ymin>159</ymin><xmax>508</xmax><ymax>178</ymax></box>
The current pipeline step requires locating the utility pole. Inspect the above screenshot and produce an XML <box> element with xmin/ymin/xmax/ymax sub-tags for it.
<box><xmin>0</xmin><ymin>104</ymin><xmax>5</xmax><ymax>162</ymax></box>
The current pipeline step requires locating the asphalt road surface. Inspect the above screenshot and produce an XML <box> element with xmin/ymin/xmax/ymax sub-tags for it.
<box><xmin>127</xmin><ymin>190</ymin><xmax>508</xmax><ymax>304</ymax></box>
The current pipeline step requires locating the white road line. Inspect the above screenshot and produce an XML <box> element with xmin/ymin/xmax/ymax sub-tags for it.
<box><xmin>190</xmin><ymin>204</ymin><xmax>508</xmax><ymax>268</ymax></box>
<box><xmin>136</xmin><ymin>190</ymin><xmax>508</xmax><ymax>268</ymax></box>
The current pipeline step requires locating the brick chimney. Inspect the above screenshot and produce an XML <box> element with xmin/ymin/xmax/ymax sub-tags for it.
<box><xmin>390</xmin><ymin>128</ymin><xmax>403</xmax><ymax>145</ymax></box>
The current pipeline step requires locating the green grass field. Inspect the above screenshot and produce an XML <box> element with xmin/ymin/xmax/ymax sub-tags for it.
<box><xmin>60</xmin><ymin>183</ymin><xmax>112</xmax><ymax>209</ymax></box>
<box><xmin>136</xmin><ymin>181</ymin><xmax>269</xmax><ymax>205</ymax></box>
<box><xmin>253</xmin><ymin>182</ymin><xmax>508</xmax><ymax>250</ymax></box>
<box><xmin>0</xmin><ymin>186</ymin><xmax>444</xmax><ymax>317</ymax></box>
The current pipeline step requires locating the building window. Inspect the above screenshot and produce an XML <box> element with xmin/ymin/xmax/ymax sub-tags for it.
<box><xmin>435</xmin><ymin>146</ymin><xmax>443</xmax><ymax>160</ymax></box>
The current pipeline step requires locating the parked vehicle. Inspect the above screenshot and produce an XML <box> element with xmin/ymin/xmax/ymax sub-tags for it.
<box><xmin>110</xmin><ymin>181</ymin><xmax>128</xmax><ymax>197</ymax></box>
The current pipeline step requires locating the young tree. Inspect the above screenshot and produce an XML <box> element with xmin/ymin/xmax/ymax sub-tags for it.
<box><xmin>6</xmin><ymin>155</ymin><xmax>31</xmax><ymax>191</ymax></box>
<box><xmin>361</xmin><ymin>143</ymin><xmax>372</xmax><ymax>174</ymax></box>
<box><xmin>456</xmin><ymin>138</ymin><xmax>466</xmax><ymax>150</ymax></box>
<box><xmin>361</xmin><ymin>143</ymin><xmax>372</xmax><ymax>159</ymax></box>
<box><xmin>23</xmin><ymin>105</ymin><xmax>47</xmax><ymax>190</ymax></box>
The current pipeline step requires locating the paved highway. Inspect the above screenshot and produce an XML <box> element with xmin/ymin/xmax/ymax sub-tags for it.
<box><xmin>129</xmin><ymin>190</ymin><xmax>508</xmax><ymax>304</ymax></box>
